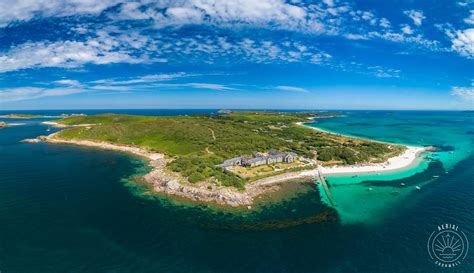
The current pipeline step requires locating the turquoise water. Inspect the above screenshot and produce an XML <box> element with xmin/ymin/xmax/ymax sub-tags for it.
<box><xmin>307</xmin><ymin>111</ymin><xmax>473</xmax><ymax>225</ymax></box>
<box><xmin>0</xmin><ymin>110</ymin><xmax>472</xmax><ymax>272</ymax></box>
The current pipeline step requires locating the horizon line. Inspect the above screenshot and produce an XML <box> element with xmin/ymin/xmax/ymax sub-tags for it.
<box><xmin>0</xmin><ymin>108</ymin><xmax>471</xmax><ymax>112</ymax></box>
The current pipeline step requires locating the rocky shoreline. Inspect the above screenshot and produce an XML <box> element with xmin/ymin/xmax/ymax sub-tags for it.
<box><xmin>24</xmin><ymin>133</ymin><xmax>317</xmax><ymax>207</ymax></box>
<box><xmin>22</xmin><ymin>122</ymin><xmax>429</xmax><ymax>207</ymax></box>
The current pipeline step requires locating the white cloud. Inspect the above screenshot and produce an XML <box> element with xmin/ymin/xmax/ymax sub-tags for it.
<box><xmin>113</xmin><ymin>0</ymin><xmax>313</xmax><ymax>33</ymax></box>
<box><xmin>183</xmin><ymin>83</ymin><xmax>235</xmax><ymax>90</ymax></box>
<box><xmin>457</xmin><ymin>1</ymin><xmax>471</xmax><ymax>7</ymax></box>
<box><xmin>323</xmin><ymin>0</ymin><xmax>334</xmax><ymax>7</ymax></box>
<box><xmin>380</xmin><ymin>18</ymin><xmax>391</xmax><ymax>28</ymax></box>
<box><xmin>446</xmin><ymin>28</ymin><xmax>474</xmax><ymax>58</ymax></box>
<box><xmin>90</xmin><ymin>73</ymin><xmax>189</xmax><ymax>85</ymax></box>
<box><xmin>404</xmin><ymin>10</ymin><xmax>425</xmax><ymax>26</ymax></box>
<box><xmin>0</xmin><ymin>30</ymin><xmax>163</xmax><ymax>73</ymax></box>
<box><xmin>0</xmin><ymin>0</ymin><xmax>121</xmax><ymax>27</ymax></box>
<box><xmin>367</xmin><ymin>31</ymin><xmax>443</xmax><ymax>52</ymax></box>
<box><xmin>371</xmin><ymin>67</ymin><xmax>401</xmax><ymax>78</ymax></box>
<box><xmin>89</xmin><ymin>85</ymin><xmax>142</xmax><ymax>91</ymax></box>
<box><xmin>0</xmin><ymin>87</ymin><xmax>85</xmax><ymax>102</ymax></box>
<box><xmin>401</xmin><ymin>25</ymin><xmax>413</xmax><ymax>35</ymax></box>
<box><xmin>88</xmin><ymin>82</ymin><xmax>237</xmax><ymax>92</ymax></box>
<box><xmin>53</xmin><ymin>79</ymin><xmax>82</xmax><ymax>87</ymax></box>
<box><xmin>87</xmin><ymin>74</ymin><xmax>239</xmax><ymax>91</ymax></box>
<box><xmin>333</xmin><ymin>61</ymin><xmax>401</xmax><ymax>78</ymax></box>
<box><xmin>0</xmin><ymin>27</ymin><xmax>332</xmax><ymax>73</ymax></box>
<box><xmin>464</xmin><ymin>10</ymin><xmax>474</xmax><ymax>25</ymax></box>
<box><xmin>345</xmin><ymin>33</ymin><xmax>369</xmax><ymax>40</ymax></box>
<box><xmin>275</xmin><ymin>85</ymin><xmax>309</xmax><ymax>92</ymax></box>
<box><xmin>0</xmin><ymin>0</ymin><xmax>391</xmax><ymax>39</ymax></box>
<box><xmin>0</xmin><ymin>74</ymin><xmax>241</xmax><ymax>102</ymax></box>
<box><xmin>0</xmin><ymin>40</ymin><xmax>138</xmax><ymax>72</ymax></box>
<box><xmin>451</xmin><ymin>86</ymin><xmax>474</xmax><ymax>101</ymax></box>
<box><xmin>151</xmin><ymin>82</ymin><xmax>236</xmax><ymax>91</ymax></box>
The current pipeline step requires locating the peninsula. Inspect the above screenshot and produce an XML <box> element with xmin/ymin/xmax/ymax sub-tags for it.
<box><xmin>25</xmin><ymin>111</ymin><xmax>425</xmax><ymax>206</ymax></box>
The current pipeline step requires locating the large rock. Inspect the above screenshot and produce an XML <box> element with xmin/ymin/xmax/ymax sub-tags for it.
<box><xmin>166</xmin><ymin>180</ymin><xmax>181</xmax><ymax>191</ymax></box>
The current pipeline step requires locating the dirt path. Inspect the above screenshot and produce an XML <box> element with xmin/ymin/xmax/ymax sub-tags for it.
<box><xmin>208</xmin><ymin>128</ymin><xmax>216</xmax><ymax>140</ymax></box>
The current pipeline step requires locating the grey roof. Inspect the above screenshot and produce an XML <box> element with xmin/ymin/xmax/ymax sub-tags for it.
<box><xmin>268</xmin><ymin>150</ymin><xmax>280</xmax><ymax>155</ymax></box>
<box><xmin>247</xmin><ymin>157</ymin><xmax>266</xmax><ymax>163</ymax></box>
<box><xmin>217</xmin><ymin>151</ymin><xmax>298</xmax><ymax>168</ymax></box>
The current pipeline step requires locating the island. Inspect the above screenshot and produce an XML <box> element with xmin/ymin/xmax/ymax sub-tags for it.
<box><xmin>0</xmin><ymin>114</ymin><xmax>47</xmax><ymax>119</ymax></box>
<box><xmin>24</xmin><ymin>111</ymin><xmax>427</xmax><ymax>206</ymax></box>
<box><xmin>0</xmin><ymin>121</ymin><xmax>26</xmax><ymax>128</ymax></box>
<box><xmin>0</xmin><ymin>113</ymin><xmax>86</xmax><ymax>119</ymax></box>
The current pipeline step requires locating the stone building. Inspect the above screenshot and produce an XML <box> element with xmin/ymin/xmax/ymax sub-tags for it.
<box><xmin>216</xmin><ymin>150</ymin><xmax>298</xmax><ymax>168</ymax></box>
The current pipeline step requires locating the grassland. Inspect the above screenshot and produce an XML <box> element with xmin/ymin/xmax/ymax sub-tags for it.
<box><xmin>54</xmin><ymin>111</ymin><xmax>405</xmax><ymax>189</ymax></box>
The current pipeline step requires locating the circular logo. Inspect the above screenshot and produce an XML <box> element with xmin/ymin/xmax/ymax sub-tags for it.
<box><xmin>427</xmin><ymin>224</ymin><xmax>469</xmax><ymax>268</ymax></box>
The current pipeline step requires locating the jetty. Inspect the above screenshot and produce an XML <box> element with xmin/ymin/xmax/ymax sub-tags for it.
<box><xmin>317</xmin><ymin>170</ymin><xmax>335</xmax><ymax>206</ymax></box>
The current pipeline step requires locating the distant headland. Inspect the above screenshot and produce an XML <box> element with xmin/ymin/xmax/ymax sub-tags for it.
<box><xmin>0</xmin><ymin>113</ymin><xmax>86</xmax><ymax>119</ymax></box>
<box><xmin>23</xmin><ymin>111</ymin><xmax>428</xmax><ymax>207</ymax></box>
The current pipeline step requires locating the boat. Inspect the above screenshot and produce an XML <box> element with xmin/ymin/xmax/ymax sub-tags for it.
<box><xmin>400</xmin><ymin>183</ymin><xmax>405</xmax><ymax>186</ymax></box>
<box><xmin>415</xmin><ymin>186</ymin><xmax>421</xmax><ymax>190</ymax></box>
<box><xmin>432</xmin><ymin>175</ymin><xmax>439</xmax><ymax>178</ymax></box>
<box><xmin>46</xmin><ymin>126</ymin><xmax>51</xmax><ymax>132</ymax></box>
<box><xmin>368</xmin><ymin>187</ymin><xmax>373</xmax><ymax>191</ymax></box>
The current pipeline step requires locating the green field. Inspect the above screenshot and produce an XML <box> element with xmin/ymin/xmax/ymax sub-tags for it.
<box><xmin>54</xmin><ymin>112</ymin><xmax>405</xmax><ymax>188</ymax></box>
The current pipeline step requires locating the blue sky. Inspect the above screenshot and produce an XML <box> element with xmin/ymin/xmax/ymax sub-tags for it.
<box><xmin>0</xmin><ymin>0</ymin><xmax>472</xmax><ymax>110</ymax></box>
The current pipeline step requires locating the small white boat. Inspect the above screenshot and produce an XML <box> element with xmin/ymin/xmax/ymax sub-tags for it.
<box><xmin>46</xmin><ymin>126</ymin><xmax>51</xmax><ymax>132</ymax></box>
<box><xmin>432</xmin><ymin>175</ymin><xmax>439</xmax><ymax>178</ymax></box>
<box><xmin>368</xmin><ymin>187</ymin><xmax>373</xmax><ymax>191</ymax></box>
<box><xmin>415</xmin><ymin>186</ymin><xmax>421</xmax><ymax>190</ymax></box>
<box><xmin>400</xmin><ymin>183</ymin><xmax>405</xmax><ymax>186</ymax></box>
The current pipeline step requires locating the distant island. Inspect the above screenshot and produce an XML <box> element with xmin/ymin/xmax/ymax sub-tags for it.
<box><xmin>0</xmin><ymin>121</ymin><xmax>26</xmax><ymax>128</ymax></box>
<box><xmin>24</xmin><ymin>111</ymin><xmax>426</xmax><ymax>206</ymax></box>
<box><xmin>0</xmin><ymin>113</ymin><xmax>86</xmax><ymax>119</ymax></box>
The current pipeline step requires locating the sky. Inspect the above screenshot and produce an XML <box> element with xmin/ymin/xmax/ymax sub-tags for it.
<box><xmin>0</xmin><ymin>0</ymin><xmax>472</xmax><ymax>110</ymax></box>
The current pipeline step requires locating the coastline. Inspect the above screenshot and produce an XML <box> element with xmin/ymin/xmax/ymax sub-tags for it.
<box><xmin>22</xmin><ymin>119</ymin><xmax>428</xmax><ymax>207</ymax></box>
<box><xmin>296</xmin><ymin>121</ymin><xmax>429</xmax><ymax>175</ymax></box>
<box><xmin>42</xmin><ymin>121</ymin><xmax>96</xmax><ymax>128</ymax></box>
<box><xmin>34</xmin><ymin>133</ymin><xmax>317</xmax><ymax>207</ymax></box>
<box><xmin>319</xmin><ymin>146</ymin><xmax>425</xmax><ymax>175</ymax></box>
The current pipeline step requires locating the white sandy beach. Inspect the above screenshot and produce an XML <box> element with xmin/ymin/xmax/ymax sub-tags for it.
<box><xmin>42</xmin><ymin>121</ymin><xmax>97</xmax><ymax>128</ymax></box>
<box><xmin>318</xmin><ymin>146</ymin><xmax>425</xmax><ymax>175</ymax></box>
<box><xmin>296</xmin><ymin>122</ymin><xmax>427</xmax><ymax>175</ymax></box>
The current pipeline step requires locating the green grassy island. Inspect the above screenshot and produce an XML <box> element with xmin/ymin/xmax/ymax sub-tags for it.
<box><xmin>51</xmin><ymin>111</ymin><xmax>405</xmax><ymax>190</ymax></box>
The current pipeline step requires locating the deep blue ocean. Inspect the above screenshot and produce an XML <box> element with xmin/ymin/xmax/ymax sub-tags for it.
<box><xmin>0</xmin><ymin>110</ymin><xmax>472</xmax><ymax>273</ymax></box>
